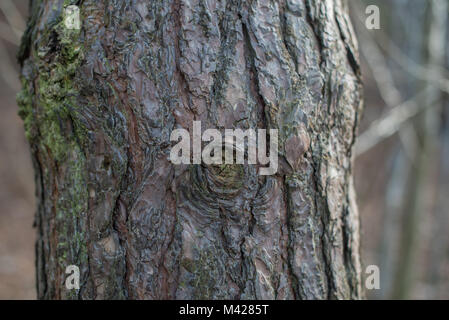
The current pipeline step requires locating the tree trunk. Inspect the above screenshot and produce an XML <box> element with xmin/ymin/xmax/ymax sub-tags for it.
<box><xmin>17</xmin><ymin>0</ymin><xmax>363</xmax><ymax>300</ymax></box>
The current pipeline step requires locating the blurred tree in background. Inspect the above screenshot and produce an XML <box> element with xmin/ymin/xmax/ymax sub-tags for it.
<box><xmin>353</xmin><ymin>0</ymin><xmax>449</xmax><ymax>299</ymax></box>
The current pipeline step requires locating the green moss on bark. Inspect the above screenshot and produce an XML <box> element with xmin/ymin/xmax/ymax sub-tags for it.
<box><xmin>18</xmin><ymin>5</ymin><xmax>84</xmax><ymax>162</ymax></box>
<box><xmin>18</xmin><ymin>5</ymin><xmax>89</xmax><ymax>298</ymax></box>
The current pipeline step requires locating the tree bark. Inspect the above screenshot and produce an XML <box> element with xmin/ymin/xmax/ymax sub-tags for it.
<box><xmin>17</xmin><ymin>0</ymin><xmax>363</xmax><ymax>300</ymax></box>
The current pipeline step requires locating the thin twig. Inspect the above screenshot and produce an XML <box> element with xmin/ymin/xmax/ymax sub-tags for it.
<box><xmin>0</xmin><ymin>0</ymin><xmax>26</xmax><ymax>39</ymax></box>
<box><xmin>355</xmin><ymin>89</ymin><xmax>439</xmax><ymax>156</ymax></box>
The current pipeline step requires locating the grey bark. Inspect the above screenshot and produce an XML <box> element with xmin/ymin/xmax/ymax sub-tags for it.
<box><xmin>17</xmin><ymin>0</ymin><xmax>363</xmax><ymax>300</ymax></box>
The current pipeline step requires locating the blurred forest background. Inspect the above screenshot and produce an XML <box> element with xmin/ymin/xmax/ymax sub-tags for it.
<box><xmin>0</xmin><ymin>0</ymin><xmax>448</xmax><ymax>299</ymax></box>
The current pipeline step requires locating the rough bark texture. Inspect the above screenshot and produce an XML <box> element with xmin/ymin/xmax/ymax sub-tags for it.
<box><xmin>17</xmin><ymin>0</ymin><xmax>363</xmax><ymax>299</ymax></box>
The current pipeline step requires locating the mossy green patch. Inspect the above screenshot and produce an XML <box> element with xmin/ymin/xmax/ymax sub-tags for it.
<box><xmin>18</xmin><ymin>6</ymin><xmax>84</xmax><ymax>162</ymax></box>
<box><xmin>182</xmin><ymin>247</ymin><xmax>222</xmax><ymax>299</ymax></box>
<box><xmin>17</xmin><ymin>5</ymin><xmax>89</xmax><ymax>292</ymax></box>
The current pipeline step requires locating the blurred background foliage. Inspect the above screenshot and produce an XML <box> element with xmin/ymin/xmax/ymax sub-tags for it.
<box><xmin>0</xmin><ymin>0</ymin><xmax>447</xmax><ymax>299</ymax></box>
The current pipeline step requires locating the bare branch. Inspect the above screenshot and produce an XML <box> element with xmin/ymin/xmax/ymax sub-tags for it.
<box><xmin>0</xmin><ymin>0</ymin><xmax>25</xmax><ymax>39</ymax></box>
<box><xmin>355</xmin><ymin>89</ymin><xmax>439</xmax><ymax>157</ymax></box>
